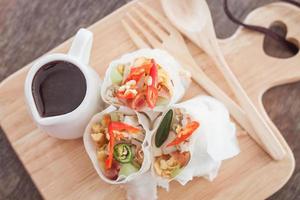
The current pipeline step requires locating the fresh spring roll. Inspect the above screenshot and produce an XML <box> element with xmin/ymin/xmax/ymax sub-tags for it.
<box><xmin>101</xmin><ymin>49</ymin><xmax>191</xmax><ymax>112</ymax></box>
<box><xmin>151</xmin><ymin>96</ymin><xmax>240</xmax><ymax>189</ymax></box>
<box><xmin>83</xmin><ymin>106</ymin><xmax>152</xmax><ymax>184</ymax></box>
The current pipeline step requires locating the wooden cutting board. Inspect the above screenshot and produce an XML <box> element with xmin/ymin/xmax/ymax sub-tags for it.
<box><xmin>0</xmin><ymin>0</ymin><xmax>298</xmax><ymax>199</ymax></box>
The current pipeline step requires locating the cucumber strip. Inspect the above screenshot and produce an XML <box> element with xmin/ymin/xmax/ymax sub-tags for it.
<box><xmin>113</xmin><ymin>143</ymin><xmax>133</xmax><ymax>163</ymax></box>
<box><xmin>110</xmin><ymin>67</ymin><xmax>123</xmax><ymax>84</ymax></box>
<box><xmin>119</xmin><ymin>163</ymin><xmax>139</xmax><ymax>177</ymax></box>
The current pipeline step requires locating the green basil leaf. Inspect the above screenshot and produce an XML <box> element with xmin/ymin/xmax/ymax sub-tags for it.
<box><xmin>155</xmin><ymin>109</ymin><xmax>173</xmax><ymax>147</ymax></box>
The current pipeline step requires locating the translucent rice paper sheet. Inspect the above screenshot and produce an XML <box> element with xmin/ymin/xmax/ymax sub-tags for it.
<box><xmin>101</xmin><ymin>49</ymin><xmax>191</xmax><ymax>112</ymax></box>
<box><xmin>83</xmin><ymin>106</ymin><xmax>152</xmax><ymax>187</ymax></box>
<box><xmin>125</xmin><ymin>171</ymin><xmax>157</xmax><ymax>200</ymax></box>
<box><xmin>151</xmin><ymin>95</ymin><xmax>240</xmax><ymax>189</ymax></box>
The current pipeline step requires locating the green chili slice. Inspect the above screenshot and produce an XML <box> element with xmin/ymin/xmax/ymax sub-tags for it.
<box><xmin>113</xmin><ymin>143</ymin><xmax>133</xmax><ymax>163</ymax></box>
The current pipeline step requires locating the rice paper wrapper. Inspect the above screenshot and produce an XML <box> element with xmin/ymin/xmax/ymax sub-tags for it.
<box><xmin>101</xmin><ymin>48</ymin><xmax>191</xmax><ymax>112</ymax></box>
<box><xmin>83</xmin><ymin>106</ymin><xmax>152</xmax><ymax>187</ymax></box>
<box><xmin>125</xmin><ymin>171</ymin><xmax>157</xmax><ymax>200</ymax></box>
<box><xmin>151</xmin><ymin>95</ymin><xmax>240</xmax><ymax>189</ymax></box>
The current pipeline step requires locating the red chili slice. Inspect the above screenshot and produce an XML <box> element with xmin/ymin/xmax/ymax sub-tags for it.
<box><xmin>149</xmin><ymin>59</ymin><xmax>158</xmax><ymax>87</ymax></box>
<box><xmin>167</xmin><ymin>121</ymin><xmax>200</xmax><ymax>147</ymax></box>
<box><xmin>109</xmin><ymin>121</ymin><xmax>141</xmax><ymax>133</ymax></box>
<box><xmin>125</xmin><ymin>66</ymin><xmax>145</xmax><ymax>83</ymax></box>
<box><xmin>131</xmin><ymin>92</ymin><xmax>147</xmax><ymax>110</ymax></box>
<box><xmin>116</xmin><ymin>90</ymin><xmax>136</xmax><ymax>99</ymax></box>
<box><xmin>146</xmin><ymin>59</ymin><xmax>159</xmax><ymax>108</ymax></box>
<box><xmin>105</xmin><ymin>123</ymin><xmax>115</xmax><ymax>169</ymax></box>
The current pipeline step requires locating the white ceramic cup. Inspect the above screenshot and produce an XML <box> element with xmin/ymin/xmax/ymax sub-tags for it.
<box><xmin>24</xmin><ymin>28</ymin><xmax>103</xmax><ymax>139</ymax></box>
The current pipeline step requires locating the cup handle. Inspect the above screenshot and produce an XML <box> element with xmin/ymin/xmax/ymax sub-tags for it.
<box><xmin>68</xmin><ymin>28</ymin><xmax>93</xmax><ymax>65</ymax></box>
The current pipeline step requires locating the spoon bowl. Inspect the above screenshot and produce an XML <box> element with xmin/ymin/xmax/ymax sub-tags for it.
<box><xmin>162</xmin><ymin>0</ymin><xmax>209</xmax><ymax>32</ymax></box>
<box><xmin>162</xmin><ymin>0</ymin><xmax>219</xmax><ymax>59</ymax></box>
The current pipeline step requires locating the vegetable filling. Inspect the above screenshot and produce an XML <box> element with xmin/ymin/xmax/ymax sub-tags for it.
<box><xmin>154</xmin><ymin>108</ymin><xmax>200</xmax><ymax>179</ymax></box>
<box><xmin>90</xmin><ymin>111</ymin><xmax>145</xmax><ymax>180</ymax></box>
<box><xmin>107</xmin><ymin>57</ymin><xmax>173</xmax><ymax>110</ymax></box>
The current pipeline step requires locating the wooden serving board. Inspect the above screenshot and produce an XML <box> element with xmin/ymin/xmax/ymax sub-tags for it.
<box><xmin>0</xmin><ymin>0</ymin><xmax>299</xmax><ymax>199</ymax></box>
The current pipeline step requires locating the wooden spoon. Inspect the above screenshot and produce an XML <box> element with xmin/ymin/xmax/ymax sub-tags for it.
<box><xmin>161</xmin><ymin>0</ymin><xmax>285</xmax><ymax>160</ymax></box>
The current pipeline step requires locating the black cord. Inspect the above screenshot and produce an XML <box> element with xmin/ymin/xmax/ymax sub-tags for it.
<box><xmin>223</xmin><ymin>0</ymin><xmax>299</xmax><ymax>54</ymax></box>
<box><xmin>280</xmin><ymin>0</ymin><xmax>300</xmax><ymax>7</ymax></box>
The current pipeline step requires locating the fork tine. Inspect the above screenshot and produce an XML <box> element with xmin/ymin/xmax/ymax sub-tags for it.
<box><xmin>138</xmin><ymin>2</ymin><xmax>174</xmax><ymax>34</ymax></box>
<box><xmin>132</xmin><ymin>7</ymin><xmax>168</xmax><ymax>40</ymax></box>
<box><xmin>122</xmin><ymin>20</ymin><xmax>150</xmax><ymax>49</ymax></box>
<box><xmin>126</xmin><ymin>13</ymin><xmax>162</xmax><ymax>48</ymax></box>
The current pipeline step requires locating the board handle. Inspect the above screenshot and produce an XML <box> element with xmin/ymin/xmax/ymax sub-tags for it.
<box><xmin>219</xmin><ymin>2</ymin><xmax>300</xmax><ymax>160</ymax></box>
<box><xmin>251</xmin><ymin>92</ymin><xmax>290</xmax><ymax>155</ymax></box>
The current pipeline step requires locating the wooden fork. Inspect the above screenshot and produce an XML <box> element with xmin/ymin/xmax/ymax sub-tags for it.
<box><xmin>122</xmin><ymin>2</ymin><xmax>260</xmax><ymax>142</ymax></box>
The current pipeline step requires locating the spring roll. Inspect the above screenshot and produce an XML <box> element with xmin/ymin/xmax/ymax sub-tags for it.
<box><xmin>83</xmin><ymin>106</ymin><xmax>151</xmax><ymax>184</ymax></box>
<box><xmin>101</xmin><ymin>49</ymin><xmax>191</xmax><ymax>112</ymax></box>
<box><xmin>151</xmin><ymin>96</ymin><xmax>240</xmax><ymax>189</ymax></box>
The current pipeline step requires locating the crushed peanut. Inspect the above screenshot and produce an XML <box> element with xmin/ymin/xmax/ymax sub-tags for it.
<box><xmin>91</xmin><ymin>123</ymin><xmax>102</xmax><ymax>133</ymax></box>
<box><xmin>154</xmin><ymin>161</ymin><xmax>162</xmax><ymax>176</ymax></box>
<box><xmin>175</xmin><ymin>125</ymin><xmax>182</xmax><ymax>134</ymax></box>
<box><xmin>134</xmin><ymin>57</ymin><xmax>147</xmax><ymax>66</ymax></box>
<box><xmin>105</xmin><ymin>132</ymin><xmax>110</xmax><ymax>140</ymax></box>
<box><xmin>160</xmin><ymin>159</ymin><xmax>168</xmax><ymax>170</ymax></box>
<box><xmin>124</xmin><ymin>89</ymin><xmax>137</xmax><ymax>96</ymax></box>
<box><xmin>91</xmin><ymin>132</ymin><xmax>104</xmax><ymax>142</ymax></box>
<box><xmin>97</xmin><ymin>150</ymin><xmax>107</xmax><ymax>170</ymax></box>
<box><xmin>118</xmin><ymin>85</ymin><xmax>126</xmax><ymax>92</ymax></box>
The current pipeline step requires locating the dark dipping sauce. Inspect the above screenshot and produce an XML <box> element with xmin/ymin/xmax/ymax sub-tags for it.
<box><xmin>32</xmin><ymin>61</ymin><xmax>87</xmax><ymax>117</ymax></box>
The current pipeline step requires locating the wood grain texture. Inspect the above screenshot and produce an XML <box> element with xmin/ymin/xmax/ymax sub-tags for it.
<box><xmin>0</xmin><ymin>0</ymin><xmax>298</xmax><ymax>199</ymax></box>
<box><xmin>0</xmin><ymin>0</ymin><xmax>299</xmax><ymax>200</ymax></box>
